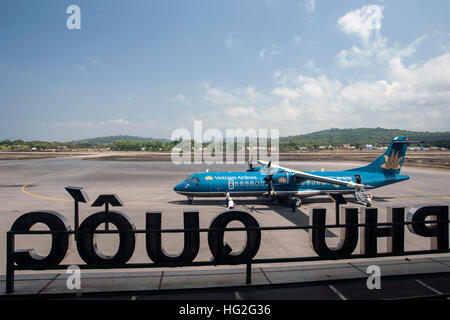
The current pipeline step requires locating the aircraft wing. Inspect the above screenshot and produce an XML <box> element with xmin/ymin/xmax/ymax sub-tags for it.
<box><xmin>257</xmin><ymin>160</ymin><xmax>368</xmax><ymax>189</ymax></box>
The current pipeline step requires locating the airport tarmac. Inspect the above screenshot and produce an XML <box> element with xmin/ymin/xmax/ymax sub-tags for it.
<box><xmin>0</xmin><ymin>157</ymin><xmax>449</xmax><ymax>276</ymax></box>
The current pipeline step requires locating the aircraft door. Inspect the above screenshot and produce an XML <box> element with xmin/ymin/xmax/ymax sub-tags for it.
<box><xmin>354</xmin><ymin>174</ymin><xmax>362</xmax><ymax>184</ymax></box>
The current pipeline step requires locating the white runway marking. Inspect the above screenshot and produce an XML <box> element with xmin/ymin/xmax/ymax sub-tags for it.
<box><xmin>415</xmin><ymin>279</ymin><xmax>443</xmax><ymax>295</ymax></box>
<box><xmin>328</xmin><ymin>285</ymin><xmax>347</xmax><ymax>300</ymax></box>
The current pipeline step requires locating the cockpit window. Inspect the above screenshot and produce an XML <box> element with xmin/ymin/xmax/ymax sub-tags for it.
<box><xmin>186</xmin><ymin>174</ymin><xmax>199</xmax><ymax>183</ymax></box>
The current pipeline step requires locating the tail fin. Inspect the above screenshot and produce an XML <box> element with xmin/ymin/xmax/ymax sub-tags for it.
<box><xmin>349</xmin><ymin>136</ymin><xmax>410</xmax><ymax>174</ymax></box>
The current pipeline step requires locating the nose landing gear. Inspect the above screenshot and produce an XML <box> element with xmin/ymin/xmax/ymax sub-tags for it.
<box><xmin>355</xmin><ymin>188</ymin><xmax>373</xmax><ymax>207</ymax></box>
<box><xmin>187</xmin><ymin>196</ymin><xmax>193</xmax><ymax>205</ymax></box>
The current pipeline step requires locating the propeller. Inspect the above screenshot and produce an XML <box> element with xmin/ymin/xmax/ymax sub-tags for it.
<box><xmin>263</xmin><ymin>161</ymin><xmax>277</xmax><ymax>197</ymax></box>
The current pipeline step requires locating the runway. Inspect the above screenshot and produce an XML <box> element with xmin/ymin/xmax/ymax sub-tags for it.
<box><xmin>0</xmin><ymin>157</ymin><xmax>449</xmax><ymax>275</ymax></box>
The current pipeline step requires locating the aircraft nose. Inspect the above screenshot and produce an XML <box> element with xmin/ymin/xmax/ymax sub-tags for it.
<box><xmin>173</xmin><ymin>182</ymin><xmax>185</xmax><ymax>192</ymax></box>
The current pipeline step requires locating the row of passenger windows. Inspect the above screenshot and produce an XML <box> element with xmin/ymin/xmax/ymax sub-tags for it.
<box><xmin>233</xmin><ymin>181</ymin><xmax>265</xmax><ymax>187</ymax></box>
<box><xmin>302</xmin><ymin>180</ymin><xmax>330</xmax><ymax>186</ymax></box>
<box><xmin>229</xmin><ymin>180</ymin><xmax>330</xmax><ymax>187</ymax></box>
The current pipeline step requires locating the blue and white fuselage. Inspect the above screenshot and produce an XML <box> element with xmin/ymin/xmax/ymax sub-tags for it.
<box><xmin>174</xmin><ymin>169</ymin><xmax>409</xmax><ymax>198</ymax></box>
<box><xmin>173</xmin><ymin>137</ymin><xmax>411</xmax><ymax>205</ymax></box>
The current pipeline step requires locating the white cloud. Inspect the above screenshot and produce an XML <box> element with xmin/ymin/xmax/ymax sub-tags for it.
<box><xmin>304</xmin><ymin>59</ymin><xmax>321</xmax><ymax>73</ymax></box>
<box><xmin>294</xmin><ymin>35</ymin><xmax>302</xmax><ymax>44</ymax></box>
<box><xmin>259</xmin><ymin>45</ymin><xmax>285</xmax><ymax>61</ymax></box>
<box><xmin>272</xmin><ymin>87</ymin><xmax>301</xmax><ymax>100</ymax></box>
<box><xmin>338</xmin><ymin>5</ymin><xmax>383</xmax><ymax>44</ymax></box>
<box><xmin>45</xmin><ymin>118</ymin><xmax>132</xmax><ymax>128</ymax></box>
<box><xmin>337</xmin><ymin>45</ymin><xmax>372</xmax><ymax>68</ymax></box>
<box><xmin>52</xmin><ymin>120</ymin><xmax>94</xmax><ymax>128</ymax></box>
<box><xmin>204</xmin><ymin>85</ymin><xmax>265</xmax><ymax>106</ymax></box>
<box><xmin>304</xmin><ymin>0</ymin><xmax>316</xmax><ymax>15</ymax></box>
<box><xmin>336</xmin><ymin>5</ymin><xmax>427</xmax><ymax>68</ymax></box>
<box><xmin>204</xmin><ymin>87</ymin><xmax>242</xmax><ymax>105</ymax></box>
<box><xmin>225</xmin><ymin>106</ymin><xmax>256</xmax><ymax>117</ymax></box>
<box><xmin>108</xmin><ymin>118</ymin><xmax>130</xmax><ymax>125</ymax></box>
<box><xmin>198</xmin><ymin>53</ymin><xmax>450</xmax><ymax>134</ymax></box>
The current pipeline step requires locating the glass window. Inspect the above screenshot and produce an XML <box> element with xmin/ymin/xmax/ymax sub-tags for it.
<box><xmin>245</xmin><ymin>181</ymin><xmax>249</xmax><ymax>186</ymax></box>
<box><xmin>256</xmin><ymin>181</ymin><xmax>259</xmax><ymax>186</ymax></box>
<box><xmin>240</xmin><ymin>181</ymin><xmax>244</xmax><ymax>186</ymax></box>
<box><xmin>250</xmin><ymin>181</ymin><xmax>254</xmax><ymax>186</ymax></box>
<box><xmin>235</xmin><ymin>181</ymin><xmax>238</xmax><ymax>186</ymax></box>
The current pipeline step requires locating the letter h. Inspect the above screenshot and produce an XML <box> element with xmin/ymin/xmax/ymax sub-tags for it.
<box><xmin>361</xmin><ymin>207</ymin><xmax>404</xmax><ymax>256</ymax></box>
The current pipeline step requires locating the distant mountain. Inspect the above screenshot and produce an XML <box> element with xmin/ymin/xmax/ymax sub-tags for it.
<box><xmin>281</xmin><ymin>127</ymin><xmax>450</xmax><ymax>146</ymax></box>
<box><xmin>69</xmin><ymin>129</ymin><xmax>450</xmax><ymax>149</ymax></box>
<box><xmin>3</xmin><ymin>128</ymin><xmax>449</xmax><ymax>151</ymax></box>
<box><xmin>70</xmin><ymin>135</ymin><xmax>169</xmax><ymax>146</ymax></box>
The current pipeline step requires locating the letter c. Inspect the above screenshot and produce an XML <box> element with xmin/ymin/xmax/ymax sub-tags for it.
<box><xmin>10</xmin><ymin>211</ymin><xmax>72</xmax><ymax>267</ymax></box>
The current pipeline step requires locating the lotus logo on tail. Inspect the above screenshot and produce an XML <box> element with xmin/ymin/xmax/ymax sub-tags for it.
<box><xmin>381</xmin><ymin>151</ymin><xmax>403</xmax><ymax>170</ymax></box>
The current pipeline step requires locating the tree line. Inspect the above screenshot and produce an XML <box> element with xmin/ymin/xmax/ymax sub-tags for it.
<box><xmin>1</xmin><ymin>127</ymin><xmax>449</xmax><ymax>152</ymax></box>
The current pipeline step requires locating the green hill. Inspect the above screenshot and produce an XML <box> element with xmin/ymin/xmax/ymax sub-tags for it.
<box><xmin>70</xmin><ymin>135</ymin><xmax>169</xmax><ymax>146</ymax></box>
<box><xmin>278</xmin><ymin>127</ymin><xmax>450</xmax><ymax>151</ymax></box>
<box><xmin>1</xmin><ymin>128</ymin><xmax>449</xmax><ymax>151</ymax></box>
<box><xmin>281</xmin><ymin>127</ymin><xmax>450</xmax><ymax>146</ymax></box>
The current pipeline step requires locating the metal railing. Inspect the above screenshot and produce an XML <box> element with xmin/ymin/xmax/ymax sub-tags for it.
<box><xmin>5</xmin><ymin>215</ymin><xmax>450</xmax><ymax>294</ymax></box>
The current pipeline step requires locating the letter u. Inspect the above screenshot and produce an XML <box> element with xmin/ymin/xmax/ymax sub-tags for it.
<box><xmin>146</xmin><ymin>211</ymin><xmax>200</xmax><ymax>263</ymax></box>
<box><xmin>309</xmin><ymin>207</ymin><xmax>358</xmax><ymax>258</ymax></box>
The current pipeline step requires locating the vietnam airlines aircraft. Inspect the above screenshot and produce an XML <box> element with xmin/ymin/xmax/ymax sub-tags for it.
<box><xmin>173</xmin><ymin>136</ymin><xmax>411</xmax><ymax>207</ymax></box>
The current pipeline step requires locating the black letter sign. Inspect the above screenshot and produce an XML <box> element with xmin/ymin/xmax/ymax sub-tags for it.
<box><xmin>146</xmin><ymin>211</ymin><xmax>200</xmax><ymax>263</ymax></box>
<box><xmin>208</xmin><ymin>210</ymin><xmax>261</xmax><ymax>263</ymax></box>
<box><xmin>10</xmin><ymin>211</ymin><xmax>71</xmax><ymax>267</ymax></box>
<box><xmin>76</xmin><ymin>210</ymin><xmax>136</xmax><ymax>265</ymax></box>
<box><xmin>361</xmin><ymin>207</ymin><xmax>405</xmax><ymax>255</ymax></box>
<box><xmin>309</xmin><ymin>207</ymin><xmax>358</xmax><ymax>258</ymax></box>
<box><xmin>407</xmin><ymin>205</ymin><xmax>449</xmax><ymax>250</ymax></box>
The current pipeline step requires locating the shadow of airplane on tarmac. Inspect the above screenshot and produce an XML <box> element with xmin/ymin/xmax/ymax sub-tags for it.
<box><xmin>169</xmin><ymin>196</ymin><xmax>342</xmax><ymax>238</ymax></box>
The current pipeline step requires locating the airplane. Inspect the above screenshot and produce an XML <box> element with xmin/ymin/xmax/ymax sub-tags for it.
<box><xmin>173</xmin><ymin>136</ymin><xmax>411</xmax><ymax>207</ymax></box>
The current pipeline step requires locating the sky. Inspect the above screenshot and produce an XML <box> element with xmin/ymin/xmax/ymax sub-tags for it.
<box><xmin>1</xmin><ymin>0</ymin><xmax>450</xmax><ymax>141</ymax></box>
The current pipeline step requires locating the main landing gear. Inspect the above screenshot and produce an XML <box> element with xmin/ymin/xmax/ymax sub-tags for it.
<box><xmin>288</xmin><ymin>197</ymin><xmax>302</xmax><ymax>210</ymax></box>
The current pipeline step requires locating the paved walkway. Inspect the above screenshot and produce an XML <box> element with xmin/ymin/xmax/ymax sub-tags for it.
<box><xmin>2</xmin><ymin>255</ymin><xmax>450</xmax><ymax>299</ymax></box>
